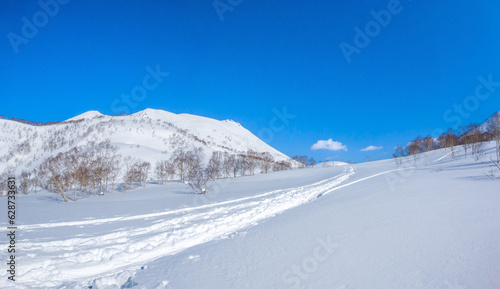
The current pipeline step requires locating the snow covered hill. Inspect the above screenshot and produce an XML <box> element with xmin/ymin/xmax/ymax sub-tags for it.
<box><xmin>65</xmin><ymin>110</ymin><xmax>105</xmax><ymax>122</ymax></box>
<box><xmin>480</xmin><ymin>111</ymin><xmax>500</xmax><ymax>132</ymax></box>
<box><xmin>0</xmin><ymin>142</ymin><xmax>499</xmax><ymax>288</ymax></box>
<box><xmin>0</xmin><ymin>108</ymin><xmax>295</xmax><ymax>176</ymax></box>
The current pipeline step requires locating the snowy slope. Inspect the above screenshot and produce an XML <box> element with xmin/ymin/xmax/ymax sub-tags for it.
<box><xmin>1</xmin><ymin>143</ymin><xmax>499</xmax><ymax>288</ymax></box>
<box><xmin>65</xmin><ymin>110</ymin><xmax>104</xmax><ymax>122</ymax></box>
<box><xmin>479</xmin><ymin>111</ymin><xmax>500</xmax><ymax>132</ymax></box>
<box><xmin>0</xmin><ymin>108</ymin><xmax>295</xmax><ymax>175</ymax></box>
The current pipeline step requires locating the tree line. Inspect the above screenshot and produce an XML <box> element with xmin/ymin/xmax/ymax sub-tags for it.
<box><xmin>291</xmin><ymin>155</ymin><xmax>316</xmax><ymax>167</ymax></box>
<box><xmin>0</xmin><ymin>115</ymin><xmax>88</xmax><ymax>126</ymax></box>
<box><xmin>1</xmin><ymin>140</ymin><xmax>294</xmax><ymax>201</ymax></box>
<box><xmin>393</xmin><ymin>113</ymin><xmax>500</xmax><ymax>166</ymax></box>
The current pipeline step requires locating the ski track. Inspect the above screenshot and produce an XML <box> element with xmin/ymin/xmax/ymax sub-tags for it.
<box><xmin>5</xmin><ymin>166</ymin><xmax>408</xmax><ymax>288</ymax></box>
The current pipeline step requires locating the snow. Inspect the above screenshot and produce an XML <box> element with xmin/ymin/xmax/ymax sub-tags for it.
<box><xmin>1</xmin><ymin>143</ymin><xmax>499</xmax><ymax>288</ymax></box>
<box><xmin>65</xmin><ymin>110</ymin><xmax>105</xmax><ymax>122</ymax></box>
<box><xmin>479</xmin><ymin>111</ymin><xmax>500</xmax><ymax>132</ymax></box>
<box><xmin>315</xmin><ymin>161</ymin><xmax>349</xmax><ymax>167</ymax></box>
<box><xmin>0</xmin><ymin>109</ymin><xmax>297</xmax><ymax>176</ymax></box>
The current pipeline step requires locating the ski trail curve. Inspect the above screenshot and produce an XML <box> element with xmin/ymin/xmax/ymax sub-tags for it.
<box><xmin>13</xmin><ymin>167</ymin><xmax>357</xmax><ymax>287</ymax></box>
<box><xmin>9</xmin><ymin>165</ymin><xmax>410</xmax><ymax>288</ymax></box>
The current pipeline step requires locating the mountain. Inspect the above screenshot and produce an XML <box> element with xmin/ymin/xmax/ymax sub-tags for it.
<box><xmin>479</xmin><ymin>111</ymin><xmax>500</xmax><ymax>132</ymax></box>
<box><xmin>65</xmin><ymin>110</ymin><xmax>104</xmax><ymax>122</ymax></box>
<box><xmin>0</xmin><ymin>108</ymin><xmax>295</xmax><ymax>175</ymax></box>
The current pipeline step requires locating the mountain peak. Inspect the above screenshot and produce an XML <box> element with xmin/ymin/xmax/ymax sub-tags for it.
<box><xmin>132</xmin><ymin>108</ymin><xmax>176</xmax><ymax>119</ymax></box>
<box><xmin>65</xmin><ymin>111</ymin><xmax>104</xmax><ymax>122</ymax></box>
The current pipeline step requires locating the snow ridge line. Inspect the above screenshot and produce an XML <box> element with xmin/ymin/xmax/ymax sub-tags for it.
<box><xmin>424</xmin><ymin>151</ymin><xmax>452</xmax><ymax>166</ymax></box>
<box><xmin>320</xmin><ymin>167</ymin><xmax>411</xmax><ymax>197</ymax></box>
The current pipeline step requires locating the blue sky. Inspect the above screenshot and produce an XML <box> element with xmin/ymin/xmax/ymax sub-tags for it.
<box><xmin>1</xmin><ymin>0</ymin><xmax>500</xmax><ymax>163</ymax></box>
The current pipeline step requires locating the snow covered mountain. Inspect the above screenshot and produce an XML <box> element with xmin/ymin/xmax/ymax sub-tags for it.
<box><xmin>65</xmin><ymin>110</ymin><xmax>104</xmax><ymax>122</ymax></box>
<box><xmin>0</xmin><ymin>108</ymin><xmax>294</xmax><ymax>175</ymax></box>
<box><xmin>479</xmin><ymin>110</ymin><xmax>500</xmax><ymax>132</ymax></box>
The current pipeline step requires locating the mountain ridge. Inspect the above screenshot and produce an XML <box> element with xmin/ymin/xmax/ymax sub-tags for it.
<box><xmin>0</xmin><ymin>108</ymin><xmax>295</xmax><ymax>176</ymax></box>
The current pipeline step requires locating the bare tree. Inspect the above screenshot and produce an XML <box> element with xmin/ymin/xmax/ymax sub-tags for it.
<box><xmin>0</xmin><ymin>167</ymin><xmax>15</xmax><ymax>196</ymax></box>
<box><xmin>273</xmin><ymin>160</ymin><xmax>289</xmax><ymax>171</ymax></box>
<box><xmin>238</xmin><ymin>153</ymin><xmax>248</xmax><ymax>176</ymax></box>
<box><xmin>246</xmin><ymin>150</ymin><xmax>258</xmax><ymax>175</ymax></box>
<box><xmin>188</xmin><ymin>167</ymin><xmax>210</xmax><ymax>194</ymax></box>
<box><xmin>392</xmin><ymin>145</ymin><xmax>405</xmax><ymax>167</ymax></box>
<box><xmin>186</xmin><ymin>147</ymin><xmax>204</xmax><ymax>182</ymax></box>
<box><xmin>108</xmin><ymin>155</ymin><xmax>121</xmax><ymax>192</ymax></box>
<box><xmin>232</xmin><ymin>154</ymin><xmax>240</xmax><ymax>177</ymax></box>
<box><xmin>19</xmin><ymin>170</ymin><xmax>32</xmax><ymax>194</ymax></box>
<box><xmin>292</xmin><ymin>155</ymin><xmax>308</xmax><ymax>168</ymax></box>
<box><xmin>76</xmin><ymin>152</ymin><xmax>92</xmax><ymax>197</ymax></box>
<box><xmin>207</xmin><ymin>151</ymin><xmax>223</xmax><ymax>180</ymax></box>
<box><xmin>123</xmin><ymin>156</ymin><xmax>138</xmax><ymax>191</ymax></box>
<box><xmin>64</xmin><ymin>149</ymin><xmax>81</xmax><ymax>200</ymax></box>
<box><xmin>458</xmin><ymin>124</ymin><xmax>476</xmax><ymax>157</ymax></box>
<box><xmin>487</xmin><ymin>113</ymin><xmax>500</xmax><ymax>163</ymax></box>
<box><xmin>472</xmin><ymin>141</ymin><xmax>487</xmax><ymax>162</ymax></box>
<box><xmin>155</xmin><ymin>160</ymin><xmax>166</xmax><ymax>184</ymax></box>
<box><xmin>171</xmin><ymin>148</ymin><xmax>189</xmax><ymax>182</ymax></box>
<box><xmin>34</xmin><ymin>140</ymin><xmax>122</xmax><ymax>199</ymax></box>
<box><xmin>407</xmin><ymin>136</ymin><xmax>423</xmax><ymax>166</ymax></box>
<box><xmin>222</xmin><ymin>152</ymin><xmax>234</xmax><ymax>178</ymax></box>
<box><xmin>166</xmin><ymin>160</ymin><xmax>175</xmax><ymax>183</ymax></box>
<box><xmin>0</xmin><ymin>173</ymin><xmax>6</xmax><ymax>196</ymax></box>
<box><xmin>422</xmin><ymin>136</ymin><xmax>436</xmax><ymax>152</ymax></box>
<box><xmin>31</xmin><ymin>168</ymin><xmax>39</xmax><ymax>193</ymax></box>
<box><xmin>155</xmin><ymin>159</ymin><xmax>175</xmax><ymax>184</ymax></box>
<box><xmin>468</xmin><ymin>124</ymin><xmax>487</xmax><ymax>162</ymax></box>
<box><xmin>259</xmin><ymin>152</ymin><xmax>274</xmax><ymax>173</ymax></box>
<box><xmin>438</xmin><ymin>128</ymin><xmax>458</xmax><ymax>158</ymax></box>
<box><xmin>139</xmin><ymin>161</ymin><xmax>151</xmax><ymax>186</ymax></box>
<box><xmin>94</xmin><ymin>140</ymin><xmax>120</xmax><ymax>194</ymax></box>
<box><xmin>39</xmin><ymin>155</ymin><xmax>70</xmax><ymax>202</ymax></box>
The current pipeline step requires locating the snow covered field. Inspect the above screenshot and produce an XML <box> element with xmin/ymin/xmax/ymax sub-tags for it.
<box><xmin>1</xmin><ymin>144</ymin><xmax>499</xmax><ymax>288</ymax></box>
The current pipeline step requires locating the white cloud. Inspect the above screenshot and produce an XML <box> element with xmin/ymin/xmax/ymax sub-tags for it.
<box><xmin>360</xmin><ymin>145</ymin><xmax>383</xmax><ymax>152</ymax></box>
<box><xmin>311</xmin><ymin>139</ymin><xmax>347</xmax><ymax>151</ymax></box>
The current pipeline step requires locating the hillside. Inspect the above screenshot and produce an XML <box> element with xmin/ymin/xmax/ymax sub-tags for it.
<box><xmin>0</xmin><ymin>108</ymin><xmax>294</xmax><ymax>177</ymax></box>
<box><xmin>479</xmin><ymin>111</ymin><xmax>500</xmax><ymax>132</ymax></box>
<box><xmin>0</xmin><ymin>142</ymin><xmax>498</xmax><ymax>288</ymax></box>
